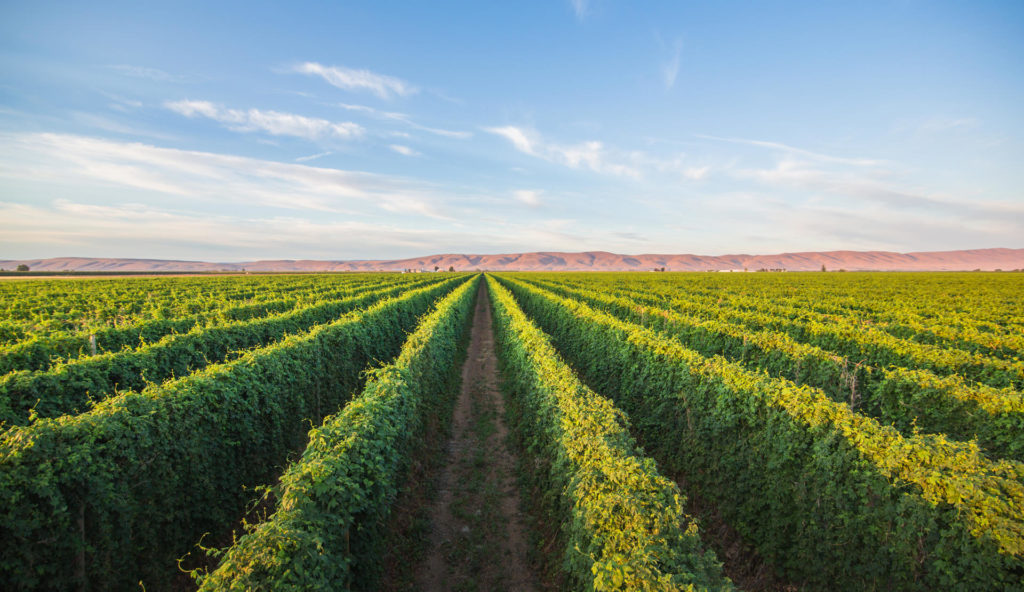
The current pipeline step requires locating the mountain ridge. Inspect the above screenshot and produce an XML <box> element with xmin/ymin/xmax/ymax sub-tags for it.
<box><xmin>3</xmin><ymin>248</ymin><xmax>1023</xmax><ymax>272</ymax></box>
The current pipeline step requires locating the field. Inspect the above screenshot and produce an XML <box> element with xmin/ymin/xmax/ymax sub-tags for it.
<box><xmin>1</xmin><ymin>271</ymin><xmax>1022</xmax><ymax>591</ymax></box>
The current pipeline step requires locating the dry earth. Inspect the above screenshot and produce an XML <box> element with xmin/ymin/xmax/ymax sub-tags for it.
<box><xmin>413</xmin><ymin>281</ymin><xmax>536</xmax><ymax>592</ymax></box>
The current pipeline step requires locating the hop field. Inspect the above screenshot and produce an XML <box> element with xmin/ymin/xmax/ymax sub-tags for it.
<box><xmin>1</xmin><ymin>271</ymin><xmax>1022</xmax><ymax>591</ymax></box>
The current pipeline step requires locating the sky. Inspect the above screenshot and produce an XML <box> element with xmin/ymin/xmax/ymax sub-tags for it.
<box><xmin>1</xmin><ymin>0</ymin><xmax>1022</xmax><ymax>261</ymax></box>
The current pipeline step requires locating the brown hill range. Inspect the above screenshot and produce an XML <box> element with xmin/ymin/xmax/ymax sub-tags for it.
<box><xmin>2</xmin><ymin>248</ymin><xmax>1023</xmax><ymax>273</ymax></box>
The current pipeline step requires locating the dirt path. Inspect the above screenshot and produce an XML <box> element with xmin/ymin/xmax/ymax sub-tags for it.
<box><xmin>414</xmin><ymin>280</ymin><xmax>536</xmax><ymax>592</ymax></box>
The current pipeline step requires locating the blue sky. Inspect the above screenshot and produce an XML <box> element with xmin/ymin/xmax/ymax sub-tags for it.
<box><xmin>1</xmin><ymin>0</ymin><xmax>1022</xmax><ymax>260</ymax></box>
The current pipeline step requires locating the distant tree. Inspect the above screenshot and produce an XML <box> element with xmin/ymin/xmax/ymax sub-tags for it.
<box><xmin>821</xmin><ymin>264</ymin><xmax>827</xmax><ymax>272</ymax></box>
<box><xmin>448</xmin><ymin>265</ymin><xmax>455</xmax><ymax>272</ymax></box>
<box><xmin>434</xmin><ymin>265</ymin><xmax>439</xmax><ymax>272</ymax></box>
<box><xmin>16</xmin><ymin>264</ymin><xmax>29</xmax><ymax>272</ymax></box>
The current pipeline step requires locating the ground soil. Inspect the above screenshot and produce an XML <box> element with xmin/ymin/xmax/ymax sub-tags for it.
<box><xmin>412</xmin><ymin>281</ymin><xmax>536</xmax><ymax>592</ymax></box>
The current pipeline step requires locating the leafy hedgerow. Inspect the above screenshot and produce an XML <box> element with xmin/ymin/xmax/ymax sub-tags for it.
<box><xmin>528</xmin><ymin>271</ymin><xmax>1024</xmax><ymax>360</ymax></box>
<box><xmin>497</xmin><ymin>274</ymin><xmax>1024</xmax><ymax>592</ymax></box>
<box><xmin>488</xmin><ymin>276</ymin><xmax>733</xmax><ymax>592</ymax></box>
<box><xmin>0</xmin><ymin>274</ymin><xmax>436</xmax><ymax>376</ymax></box>
<box><xmin>0</xmin><ymin>276</ymin><xmax>448</xmax><ymax>426</ymax></box>
<box><xmin>0</xmin><ymin>276</ymin><xmax>468</xmax><ymax>591</ymax></box>
<box><xmin>194</xmin><ymin>275</ymin><xmax>479</xmax><ymax>591</ymax></box>
<box><xmin>520</xmin><ymin>275</ymin><xmax>1024</xmax><ymax>463</ymax></box>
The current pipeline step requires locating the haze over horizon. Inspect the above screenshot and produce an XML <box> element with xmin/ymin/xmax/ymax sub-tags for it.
<box><xmin>2</xmin><ymin>1</ymin><xmax>1022</xmax><ymax>261</ymax></box>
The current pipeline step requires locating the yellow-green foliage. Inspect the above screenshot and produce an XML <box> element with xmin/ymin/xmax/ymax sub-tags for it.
<box><xmin>0</xmin><ymin>277</ymin><xmax>467</xmax><ymax>590</ymax></box>
<box><xmin>498</xmin><ymin>274</ymin><xmax>1024</xmax><ymax>591</ymax></box>
<box><xmin>518</xmin><ymin>274</ymin><xmax>1024</xmax><ymax>462</ymax></box>
<box><xmin>0</xmin><ymin>276</ymin><xmax>450</xmax><ymax>425</ymax></box>
<box><xmin>488</xmin><ymin>276</ymin><xmax>732</xmax><ymax>592</ymax></box>
<box><xmin>196</xmin><ymin>276</ymin><xmax>479</xmax><ymax>590</ymax></box>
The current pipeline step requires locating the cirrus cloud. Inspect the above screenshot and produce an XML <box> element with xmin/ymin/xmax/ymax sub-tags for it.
<box><xmin>483</xmin><ymin>125</ymin><xmax>641</xmax><ymax>178</ymax></box>
<box><xmin>293</xmin><ymin>62</ymin><xmax>417</xmax><ymax>99</ymax></box>
<box><xmin>165</xmin><ymin>100</ymin><xmax>363</xmax><ymax>142</ymax></box>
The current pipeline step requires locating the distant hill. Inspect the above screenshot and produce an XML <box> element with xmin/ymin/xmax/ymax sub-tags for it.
<box><xmin>2</xmin><ymin>248</ymin><xmax>1023</xmax><ymax>273</ymax></box>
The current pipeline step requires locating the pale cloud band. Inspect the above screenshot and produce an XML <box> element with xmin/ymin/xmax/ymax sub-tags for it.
<box><xmin>660</xmin><ymin>36</ymin><xmax>683</xmax><ymax>89</ymax></box>
<box><xmin>337</xmin><ymin>103</ymin><xmax>471</xmax><ymax>139</ymax></box>
<box><xmin>165</xmin><ymin>100</ymin><xmax>363</xmax><ymax>142</ymax></box>
<box><xmin>294</xmin><ymin>62</ymin><xmax>417</xmax><ymax>99</ymax></box>
<box><xmin>389</xmin><ymin>144</ymin><xmax>420</xmax><ymax>157</ymax></box>
<box><xmin>570</xmin><ymin>0</ymin><xmax>590</xmax><ymax>19</ymax></box>
<box><xmin>108</xmin><ymin>64</ymin><xmax>192</xmax><ymax>83</ymax></box>
<box><xmin>0</xmin><ymin>132</ymin><xmax>444</xmax><ymax>216</ymax></box>
<box><xmin>483</xmin><ymin>125</ymin><xmax>641</xmax><ymax>178</ymax></box>
<box><xmin>513</xmin><ymin>189</ymin><xmax>543</xmax><ymax>207</ymax></box>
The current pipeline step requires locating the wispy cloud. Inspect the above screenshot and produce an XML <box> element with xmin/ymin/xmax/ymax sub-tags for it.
<box><xmin>0</xmin><ymin>198</ymin><xmax>660</xmax><ymax>260</ymax></box>
<box><xmin>659</xmin><ymin>36</ymin><xmax>683</xmax><ymax>89</ymax></box>
<box><xmin>295</xmin><ymin>151</ymin><xmax>333</xmax><ymax>162</ymax></box>
<box><xmin>96</xmin><ymin>90</ymin><xmax>143</xmax><ymax>112</ymax></box>
<box><xmin>0</xmin><ymin>200</ymin><xmax>463</xmax><ymax>258</ymax></box>
<box><xmin>682</xmin><ymin>165</ymin><xmax>709</xmax><ymax>180</ymax></box>
<box><xmin>919</xmin><ymin>117</ymin><xmax>980</xmax><ymax>132</ymax></box>
<box><xmin>485</xmin><ymin>126</ymin><xmax>538</xmax><ymax>155</ymax></box>
<box><xmin>893</xmin><ymin>116</ymin><xmax>982</xmax><ymax>135</ymax></box>
<box><xmin>734</xmin><ymin>156</ymin><xmax>1024</xmax><ymax>221</ymax></box>
<box><xmin>389</xmin><ymin>144</ymin><xmax>420</xmax><ymax>157</ymax></box>
<box><xmin>484</xmin><ymin>126</ymin><xmax>641</xmax><ymax>177</ymax></box>
<box><xmin>513</xmin><ymin>189</ymin><xmax>543</xmax><ymax>207</ymax></box>
<box><xmin>698</xmin><ymin>191</ymin><xmax>1023</xmax><ymax>253</ymax></box>
<box><xmin>337</xmin><ymin>103</ymin><xmax>471</xmax><ymax>138</ymax></box>
<box><xmin>570</xmin><ymin>0</ymin><xmax>590</xmax><ymax>19</ymax></box>
<box><xmin>165</xmin><ymin>100</ymin><xmax>363</xmax><ymax>141</ymax></box>
<box><xmin>293</xmin><ymin>62</ymin><xmax>417</xmax><ymax>99</ymax></box>
<box><xmin>700</xmin><ymin>135</ymin><xmax>884</xmax><ymax>166</ymax></box>
<box><xmin>336</xmin><ymin>103</ymin><xmax>403</xmax><ymax>118</ymax></box>
<box><xmin>69</xmin><ymin>112</ymin><xmax>177</xmax><ymax>141</ymax></box>
<box><xmin>0</xmin><ymin>132</ymin><xmax>457</xmax><ymax>218</ymax></box>
<box><xmin>107</xmin><ymin>64</ymin><xmax>192</xmax><ymax>83</ymax></box>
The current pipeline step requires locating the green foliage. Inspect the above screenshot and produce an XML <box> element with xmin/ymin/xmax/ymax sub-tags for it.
<box><xmin>496</xmin><ymin>274</ymin><xmax>1024</xmax><ymax>591</ymax></box>
<box><xmin>0</xmin><ymin>275</ymin><xmax>439</xmax><ymax>376</ymax></box>
<box><xmin>195</xmin><ymin>275</ymin><xmax>479</xmax><ymax>590</ymax></box>
<box><xmin>519</xmin><ymin>275</ymin><xmax>1024</xmax><ymax>462</ymax></box>
<box><xmin>487</xmin><ymin>277</ymin><xmax>733</xmax><ymax>591</ymax></box>
<box><xmin>0</xmin><ymin>276</ymin><xmax>452</xmax><ymax>425</ymax></box>
<box><xmin>0</xmin><ymin>277</ymin><xmax>468</xmax><ymax>590</ymax></box>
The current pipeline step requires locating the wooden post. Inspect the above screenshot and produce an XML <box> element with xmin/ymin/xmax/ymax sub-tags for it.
<box><xmin>89</xmin><ymin>334</ymin><xmax>97</xmax><ymax>356</ymax></box>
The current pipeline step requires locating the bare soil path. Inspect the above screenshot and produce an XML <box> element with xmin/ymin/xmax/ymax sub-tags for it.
<box><xmin>413</xmin><ymin>280</ymin><xmax>536</xmax><ymax>592</ymax></box>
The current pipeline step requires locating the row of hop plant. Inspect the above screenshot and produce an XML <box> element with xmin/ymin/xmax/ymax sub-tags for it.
<box><xmin>487</xmin><ymin>276</ymin><xmax>733</xmax><ymax>591</ymax></box>
<box><xmin>0</xmin><ymin>276</ymin><xmax>465</xmax><ymax>590</ymax></box>
<box><xmin>530</xmin><ymin>272</ymin><xmax>1024</xmax><ymax>389</ymax></box>
<box><xmin>520</xmin><ymin>275</ymin><xmax>1024</xmax><ymax>462</ymax></box>
<box><xmin>194</xmin><ymin>275</ymin><xmax>479</xmax><ymax>590</ymax></box>
<box><xmin>0</xmin><ymin>276</ymin><xmax>455</xmax><ymax>426</ymax></box>
<box><xmin>551</xmin><ymin>269</ymin><xmax>1024</xmax><ymax>341</ymax></box>
<box><xmin>0</xmin><ymin>273</ymin><xmax>312</xmax><ymax>333</ymax></box>
<box><xmin>496</xmin><ymin>274</ymin><xmax>1024</xmax><ymax>591</ymax></box>
<box><xmin>0</xmin><ymin>274</ymin><xmax>437</xmax><ymax>376</ymax></box>
<box><xmin>633</xmin><ymin>270</ymin><xmax>1024</xmax><ymax>358</ymax></box>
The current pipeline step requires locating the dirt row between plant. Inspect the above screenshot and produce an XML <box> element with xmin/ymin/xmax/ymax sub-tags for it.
<box><xmin>408</xmin><ymin>280</ymin><xmax>536</xmax><ymax>591</ymax></box>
